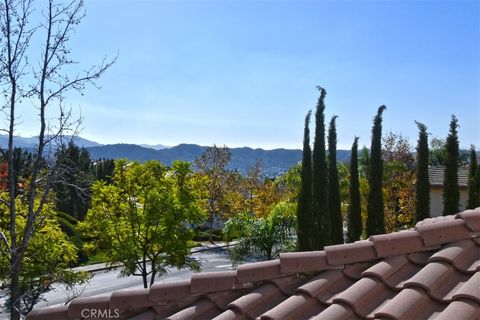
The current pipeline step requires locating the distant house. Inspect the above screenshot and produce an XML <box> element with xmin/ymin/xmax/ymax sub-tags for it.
<box><xmin>428</xmin><ymin>166</ymin><xmax>469</xmax><ymax>217</ymax></box>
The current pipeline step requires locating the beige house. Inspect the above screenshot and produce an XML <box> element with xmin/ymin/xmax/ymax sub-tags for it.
<box><xmin>429</xmin><ymin>166</ymin><xmax>469</xmax><ymax>217</ymax></box>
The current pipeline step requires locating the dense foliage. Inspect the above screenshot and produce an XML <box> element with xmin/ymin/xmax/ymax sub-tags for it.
<box><xmin>224</xmin><ymin>201</ymin><xmax>296</xmax><ymax>264</ymax></box>
<box><xmin>0</xmin><ymin>195</ymin><xmax>87</xmax><ymax>316</ymax></box>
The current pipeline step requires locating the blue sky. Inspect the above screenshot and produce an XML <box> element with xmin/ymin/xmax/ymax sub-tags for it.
<box><xmin>20</xmin><ymin>0</ymin><xmax>479</xmax><ymax>150</ymax></box>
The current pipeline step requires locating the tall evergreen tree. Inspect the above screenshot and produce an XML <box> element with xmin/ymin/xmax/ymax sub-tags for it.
<box><xmin>347</xmin><ymin>137</ymin><xmax>362</xmax><ymax>242</ymax></box>
<box><xmin>297</xmin><ymin>111</ymin><xmax>313</xmax><ymax>251</ymax></box>
<box><xmin>312</xmin><ymin>86</ymin><xmax>329</xmax><ymax>249</ymax></box>
<box><xmin>366</xmin><ymin>105</ymin><xmax>386</xmax><ymax>236</ymax></box>
<box><xmin>415</xmin><ymin>121</ymin><xmax>430</xmax><ymax>222</ymax></box>
<box><xmin>443</xmin><ymin>115</ymin><xmax>460</xmax><ymax>215</ymax></box>
<box><xmin>467</xmin><ymin>145</ymin><xmax>478</xmax><ymax>209</ymax></box>
<box><xmin>328</xmin><ymin>115</ymin><xmax>343</xmax><ymax>244</ymax></box>
<box><xmin>477</xmin><ymin>164</ymin><xmax>480</xmax><ymax>208</ymax></box>
<box><xmin>55</xmin><ymin>142</ymin><xmax>93</xmax><ymax>220</ymax></box>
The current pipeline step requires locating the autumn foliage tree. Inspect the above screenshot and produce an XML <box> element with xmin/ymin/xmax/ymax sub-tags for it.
<box><xmin>382</xmin><ymin>132</ymin><xmax>416</xmax><ymax>232</ymax></box>
<box><xmin>195</xmin><ymin>145</ymin><xmax>237</xmax><ymax>241</ymax></box>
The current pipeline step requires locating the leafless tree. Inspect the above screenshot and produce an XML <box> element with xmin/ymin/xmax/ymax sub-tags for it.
<box><xmin>0</xmin><ymin>0</ymin><xmax>115</xmax><ymax>318</ymax></box>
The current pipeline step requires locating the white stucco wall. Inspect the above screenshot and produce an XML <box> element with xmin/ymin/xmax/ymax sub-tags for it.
<box><xmin>429</xmin><ymin>187</ymin><xmax>469</xmax><ymax>217</ymax></box>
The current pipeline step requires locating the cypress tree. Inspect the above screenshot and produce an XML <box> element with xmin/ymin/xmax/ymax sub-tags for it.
<box><xmin>312</xmin><ymin>86</ymin><xmax>329</xmax><ymax>249</ymax></box>
<box><xmin>467</xmin><ymin>145</ymin><xmax>478</xmax><ymax>209</ymax></box>
<box><xmin>366</xmin><ymin>105</ymin><xmax>386</xmax><ymax>236</ymax></box>
<box><xmin>443</xmin><ymin>115</ymin><xmax>460</xmax><ymax>215</ymax></box>
<box><xmin>477</xmin><ymin>164</ymin><xmax>480</xmax><ymax>208</ymax></box>
<box><xmin>297</xmin><ymin>111</ymin><xmax>313</xmax><ymax>251</ymax></box>
<box><xmin>347</xmin><ymin>137</ymin><xmax>362</xmax><ymax>243</ymax></box>
<box><xmin>415</xmin><ymin>121</ymin><xmax>430</xmax><ymax>222</ymax></box>
<box><xmin>328</xmin><ymin>115</ymin><xmax>343</xmax><ymax>244</ymax></box>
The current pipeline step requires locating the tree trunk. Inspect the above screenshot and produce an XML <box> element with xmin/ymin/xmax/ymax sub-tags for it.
<box><xmin>10</xmin><ymin>259</ymin><xmax>21</xmax><ymax>320</ymax></box>
<box><xmin>142</xmin><ymin>258</ymin><xmax>148</xmax><ymax>289</ymax></box>
<box><xmin>208</xmin><ymin>213</ymin><xmax>214</xmax><ymax>242</ymax></box>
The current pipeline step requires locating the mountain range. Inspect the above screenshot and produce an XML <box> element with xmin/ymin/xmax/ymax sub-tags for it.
<box><xmin>0</xmin><ymin>134</ymin><xmax>352</xmax><ymax>176</ymax></box>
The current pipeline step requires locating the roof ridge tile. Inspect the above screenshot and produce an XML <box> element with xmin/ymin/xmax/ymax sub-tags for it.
<box><xmin>24</xmin><ymin>305</ymin><xmax>69</xmax><ymax>320</ymax></box>
<box><xmin>109</xmin><ymin>288</ymin><xmax>152</xmax><ymax>314</ymax></box>
<box><xmin>325</xmin><ymin>240</ymin><xmax>377</xmax><ymax>266</ymax></box>
<box><xmin>455</xmin><ymin>208</ymin><xmax>480</xmax><ymax>232</ymax></box>
<box><xmin>149</xmin><ymin>279</ymin><xmax>191</xmax><ymax>302</ymax></box>
<box><xmin>237</xmin><ymin>259</ymin><xmax>282</xmax><ymax>283</ymax></box>
<box><xmin>370</xmin><ymin>230</ymin><xmax>428</xmax><ymax>258</ymax></box>
<box><xmin>66</xmin><ymin>294</ymin><xmax>112</xmax><ymax>319</ymax></box>
<box><xmin>415</xmin><ymin>218</ymin><xmax>476</xmax><ymax>247</ymax></box>
<box><xmin>279</xmin><ymin>251</ymin><xmax>336</xmax><ymax>274</ymax></box>
<box><xmin>191</xmin><ymin>270</ymin><xmax>239</xmax><ymax>294</ymax></box>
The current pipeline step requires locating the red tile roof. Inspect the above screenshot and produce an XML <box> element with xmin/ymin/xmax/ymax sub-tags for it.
<box><xmin>26</xmin><ymin>208</ymin><xmax>480</xmax><ymax>320</ymax></box>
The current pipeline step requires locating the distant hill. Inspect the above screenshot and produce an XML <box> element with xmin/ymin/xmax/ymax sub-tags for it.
<box><xmin>0</xmin><ymin>134</ymin><xmax>101</xmax><ymax>149</ymax></box>
<box><xmin>0</xmin><ymin>134</ymin><xmax>355</xmax><ymax>177</ymax></box>
<box><xmin>139</xmin><ymin>143</ymin><xmax>170</xmax><ymax>150</ymax></box>
<box><xmin>87</xmin><ymin>143</ymin><xmax>306</xmax><ymax>176</ymax></box>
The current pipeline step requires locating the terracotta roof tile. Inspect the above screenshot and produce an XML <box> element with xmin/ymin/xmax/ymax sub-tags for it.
<box><xmin>227</xmin><ymin>283</ymin><xmax>279</xmax><ymax>314</ymax></box>
<box><xmin>436</xmin><ymin>299</ymin><xmax>480</xmax><ymax>320</ymax></box>
<box><xmin>332</xmin><ymin>276</ymin><xmax>395</xmax><ymax>317</ymax></box>
<box><xmin>127</xmin><ymin>310</ymin><xmax>156</xmax><ymax>320</ymax></box>
<box><xmin>362</xmin><ymin>255</ymin><xmax>421</xmax><ymax>290</ymax></box>
<box><xmin>25</xmin><ymin>208</ymin><xmax>480</xmax><ymax>320</ymax></box>
<box><xmin>429</xmin><ymin>238</ymin><xmax>480</xmax><ymax>273</ymax></box>
<box><xmin>310</xmin><ymin>302</ymin><xmax>358</xmax><ymax>320</ymax></box>
<box><xmin>260</xmin><ymin>293</ymin><xmax>315</xmax><ymax>320</ymax></box>
<box><xmin>452</xmin><ymin>272</ymin><xmax>480</xmax><ymax>303</ymax></box>
<box><xmin>375</xmin><ymin>287</ymin><xmax>445</xmax><ymax>320</ymax></box>
<box><xmin>164</xmin><ymin>298</ymin><xmax>218</xmax><ymax>320</ymax></box>
<box><xmin>211</xmin><ymin>309</ymin><xmax>246</xmax><ymax>320</ymax></box>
